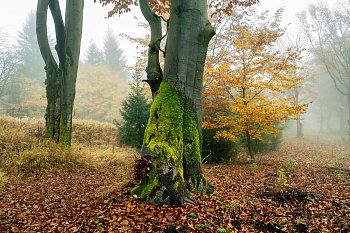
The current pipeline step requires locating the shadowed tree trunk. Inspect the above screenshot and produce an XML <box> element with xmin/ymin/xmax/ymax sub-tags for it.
<box><xmin>132</xmin><ymin>0</ymin><xmax>215</xmax><ymax>204</ymax></box>
<box><xmin>36</xmin><ymin>0</ymin><xmax>84</xmax><ymax>146</ymax></box>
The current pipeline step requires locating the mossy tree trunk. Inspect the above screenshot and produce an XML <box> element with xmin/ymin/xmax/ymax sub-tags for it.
<box><xmin>133</xmin><ymin>0</ymin><xmax>215</xmax><ymax>205</ymax></box>
<box><xmin>36</xmin><ymin>0</ymin><xmax>84</xmax><ymax>147</ymax></box>
<box><xmin>36</xmin><ymin>0</ymin><xmax>61</xmax><ymax>142</ymax></box>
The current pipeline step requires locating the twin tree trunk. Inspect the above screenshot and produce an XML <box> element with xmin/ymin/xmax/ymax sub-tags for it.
<box><xmin>36</xmin><ymin>0</ymin><xmax>83</xmax><ymax>147</ymax></box>
<box><xmin>132</xmin><ymin>0</ymin><xmax>215</xmax><ymax>204</ymax></box>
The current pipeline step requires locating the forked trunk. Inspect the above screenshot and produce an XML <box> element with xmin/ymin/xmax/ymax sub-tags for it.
<box><xmin>36</xmin><ymin>0</ymin><xmax>61</xmax><ymax>142</ymax></box>
<box><xmin>36</xmin><ymin>0</ymin><xmax>83</xmax><ymax>147</ymax></box>
<box><xmin>133</xmin><ymin>0</ymin><xmax>215</xmax><ymax>204</ymax></box>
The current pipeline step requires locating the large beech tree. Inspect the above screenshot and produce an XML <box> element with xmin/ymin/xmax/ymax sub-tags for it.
<box><xmin>36</xmin><ymin>0</ymin><xmax>84</xmax><ymax>146</ymax></box>
<box><xmin>96</xmin><ymin>0</ymin><xmax>258</xmax><ymax>204</ymax></box>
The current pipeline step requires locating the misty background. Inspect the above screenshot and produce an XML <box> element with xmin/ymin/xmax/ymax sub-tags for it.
<box><xmin>0</xmin><ymin>0</ymin><xmax>346</xmax><ymax>140</ymax></box>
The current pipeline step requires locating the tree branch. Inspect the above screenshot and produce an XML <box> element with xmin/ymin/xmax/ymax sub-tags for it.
<box><xmin>48</xmin><ymin>0</ymin><xmax>66</xmax><ymax>65</ymax></box>
<box><xmin>325</xmin><ymin>64</ymin><xmax>349</xmax><ymax>96</ymax></box>
<box><xmin>36</xmin><ymin>0</ymin><xmax>58</xmax><ymax>69</ymax></box>
<box><xmin>139</xmin><ymin>0</ymin><xmax>163</xmax><ymax>99</ymax></box>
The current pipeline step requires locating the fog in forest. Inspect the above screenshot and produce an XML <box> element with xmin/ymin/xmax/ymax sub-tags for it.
<box><xmin>0</xmin><ymin>0</ymin><xmax>348</xmax><ymax>142</ymax></box>
<box><xmin>1</xmin><ymin>1</ymin><xmax>350</xmax><ymax>231</ymax></box>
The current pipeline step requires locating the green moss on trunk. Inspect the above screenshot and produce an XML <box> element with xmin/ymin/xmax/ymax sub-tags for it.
<box><xmin>133</xmin><ymin>82</ymin><xmax>186</xmax><ymax>204</ymax></box>
<box><xmin>59</xmin><ymin>113</ymin><xmax>71</xmax><ymax>148</ymax></box>
<box><xmin>133</xmin><ymin>82</ymin><xmax>212</xmax><ymax>204</ymax></box>
<box><xmin>183</xmin><ymin>107</ymin><xmax>212</xmax><ymax>194</ymax></box>
<box><xmin>43</xmin><ymin>64</ymin><xmax>60</xmax><ymax>142</ymax></box>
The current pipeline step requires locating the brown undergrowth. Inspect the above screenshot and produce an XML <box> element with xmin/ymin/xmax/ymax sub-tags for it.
<box><xmin>1</xmin><ymin>115</ymin><xmax>350</xmax><ymax>232</ymax></box>
<box><xmin>0</xmin><ymin>115</ymin><xmax>137</xmax><ymax>174</ymax></box>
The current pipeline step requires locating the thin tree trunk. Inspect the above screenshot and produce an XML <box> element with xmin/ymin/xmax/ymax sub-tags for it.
<box><xmin>338</xmin><ymin>106</ymin><xmax>345</xmax><ymax>134</ymax></box>
<box><xmin>59</xmin><ymin>0</ymin><xmax>84</xmax><ymax>147</ymax></box>
<box><xmin>294</xmin><ymin>88</ymin><xmax>303</xmax><ymax>138</ymax></box>
<box><xmin>296</xmin><ymin>116</ymin><xmax>303</xmax><ymax>138</ymax></box>
<box><xmin>36</xmin><ymin>0</ymin><xmax>60</xmax><ymax>142</ymax></box>
<box><xmin>246</xmin><ymin>130</ymin><xmax>254</xmax><ymax>162</ymax></box>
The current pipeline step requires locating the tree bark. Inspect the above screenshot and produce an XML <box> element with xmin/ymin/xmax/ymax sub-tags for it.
<box><xmin>133</xmin><ymin>0</ymin><xmax>215</xmax><ymax>204</ymax></box>
<box><xmin>36</xmin><ymin>0</ymin><xmax>84</xmax><ymax>147</ymax></box>
<box><xmin>36</xmin><ymin>0</ymin><xmax>60</xmax><ymax>142</ymax></box>
<box><xmin>139</xmin><ymin>0</ymin><xmax>163</xmax><ymax>99</ymax></box>
<box><xmin>60</xmin><ymin>0</ymin><xmax>84</xmax><ymax>147</ymax></box>
<box><xmin>246</xmin><ymin>130</ymin><xmax>254</xmax><ymax>162</ymax></box>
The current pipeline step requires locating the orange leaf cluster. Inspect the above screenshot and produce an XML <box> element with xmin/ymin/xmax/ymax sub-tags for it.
<box><xmin>94</xmin><ymin>0</ymin><xmax>138</xmax><ymax>16</ymax></box>
<box><xmin>209</xmin><ymin>0</ymin><xmax>260</xmax><ymax>16</ymax></box>
<box><xmin>96</xmin><ymin>0</ymin><xmax>259</xmax><ymax>17</ymax></box>
<box><xmin>203</xmin><ymin>7</ymin><xmax>308</xmax><ymax>142</ymax></box>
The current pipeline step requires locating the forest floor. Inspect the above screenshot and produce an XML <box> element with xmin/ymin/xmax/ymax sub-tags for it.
<box><xmin>0</xmin><ymin>118</ymin><xmax>350</xmax><ymax>232</ymax></box>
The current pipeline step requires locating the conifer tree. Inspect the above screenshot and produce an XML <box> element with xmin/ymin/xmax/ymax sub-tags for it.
<box><xmin>17</xmin><ymin>10</ymin><xmax>46</xmax><ymax>82</ymax></box>
<box><xmin>103</xmin><ymin>28</ymin><xmax>126</xmax><ymax>73</ymax></box>
<box><xmin>85</xmin><ymin>40</ymin><xmax>103</xmax><ymax>65</ymax></box>
<box><xmin>117</xmin><ymin>58</ymin><xmax>150</xmax><ymax>148</ymax></box>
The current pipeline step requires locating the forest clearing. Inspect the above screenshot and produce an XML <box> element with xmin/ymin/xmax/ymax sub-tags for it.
<box><xmin>0</xmin><ymin>116</ymin><xmax>349</xmax><ymax>232</ymax></box>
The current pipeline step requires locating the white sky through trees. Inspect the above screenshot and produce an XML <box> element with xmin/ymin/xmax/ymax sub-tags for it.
<box><xmin>0</xmin><ymin>0</ymin><xmax>336</xmax><ymax>65</ymax></box>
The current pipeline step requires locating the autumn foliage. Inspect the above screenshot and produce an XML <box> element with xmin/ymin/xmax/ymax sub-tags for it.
<box><xmin>94</xmin><ymin>0</ymin><xmax>259</xmax><ymax>17</ymax></box>
<box><xmin>203</xmin><ymin>7</ymin><xmax>308</xmax><ymax>159</ymax></box>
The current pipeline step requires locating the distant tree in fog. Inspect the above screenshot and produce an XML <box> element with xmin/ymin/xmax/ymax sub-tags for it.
<box><xmin>17</xmin><ymin>10</ymin><xmax>46</xmax><ymax>83</ymax></box>
<box><xmin>103</xmin><ymin>28</ymin><xmax>126</xmax><ymax>74</ymax></box>
<box><xmin>299</xmin><ymin>1</ymin><xmax>350</xmax><ymax>131</ymax></box>
<box><xmin>85</xmin><ymin>40</ymin><xmax>103</xmax><ymax>65</ymax></box>
<box><xmin>0</xmin><ymin>51</ymin><xmax>20</xmax><ymax>98</ymax></box>
<box><xmin>0</xmin><ymin>29</ymin><xmax>20</xmax><ymax>99</ymax></box>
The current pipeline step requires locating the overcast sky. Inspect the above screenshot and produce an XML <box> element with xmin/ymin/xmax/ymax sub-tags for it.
<box><xmin>0</xmin><ymin>0</ymin><xmax>336</xmax><ymax>64</ymax></box>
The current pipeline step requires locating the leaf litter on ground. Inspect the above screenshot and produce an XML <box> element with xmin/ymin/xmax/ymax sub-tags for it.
<box><xmin>1</xmin><ymin>137</ymin><xmax>350</xmax><ymax>232</ymax></box>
